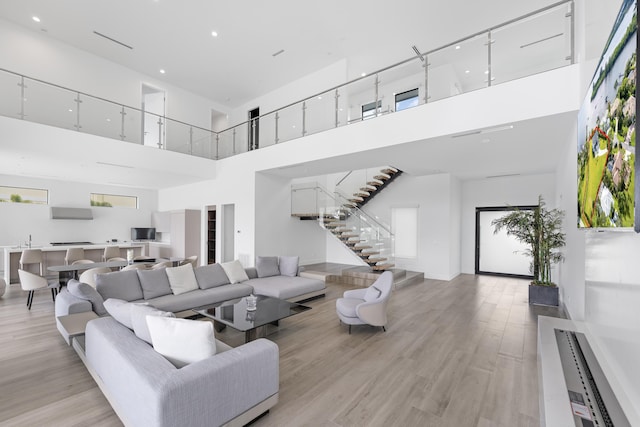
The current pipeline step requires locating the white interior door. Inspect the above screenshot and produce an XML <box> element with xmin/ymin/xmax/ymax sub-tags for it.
<box><xmin>477</xmin><ymin>209</ymin><xmax>532</xmax><ymax>276</ymax></box>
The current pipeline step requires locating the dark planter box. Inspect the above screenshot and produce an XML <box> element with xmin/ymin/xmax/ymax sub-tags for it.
<box><xmin>529</xmin><ymin>284</ymin><xmax>559</xmax><ymax>306</ymax></box>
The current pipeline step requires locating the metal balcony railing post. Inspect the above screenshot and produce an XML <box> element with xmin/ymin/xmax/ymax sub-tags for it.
<box><xmin>487</xmin><ymin>31</ymin><xmax>493</xmax><ymax>87</ymax></box>
<box><xmin>215</xmin><ymin>134</ymin><xmax>219</xmax><ymax>159</ymax></box>
<box><xmin>302</xmin><ymin>101</ymin><xmax>307</xmax><ymax>136</ymax></box>
<box><xmin>374</xmin><ymin>74</ymin><xmax>379</xmax><ymax>117</ymax></box>
<box><xmin>334</xmin><ymin>89</ymin><xmax>340</xmax><ymax>127</ymax></box>
<box><xmin>189</xmin><ymin>126</ymin><xmax>194</xmax><ymax>155</ymax></box>
<box><xmin>275</xmin><ymin>111</ymin><xmax>279</xmax><ymax>143</ymax></box>
<box><xmin>424</xmin><ymin>55</ymin><xmax>429</xmax><ymax>103</ymax></box>
<box><xmin>18</xmin><ymin>77</ymin><xmax>26</xmax><ymax>119</ymax></box>
<box><xmin>568</xmin><ymin>1</ymin><xmax>575</xmax><ymax>63</ymax></box>
<box><xmin>74</xmin><ymin>93</ymin><xmax>82</xmax><ymax>131</ymax></box>
<box><xmin>157</xmin><ymin>117</ymin><xmax>163</xmax><ymax>149</ymax></box>
<box><xmin>119</xmin><ymin>106</ymin><xmax>126</xmax><ymax>140</ymax></box>
<box><xmin>232</xmin><ymin>128</ymin><xmax>237</xmax><ymax>154</ymax></box>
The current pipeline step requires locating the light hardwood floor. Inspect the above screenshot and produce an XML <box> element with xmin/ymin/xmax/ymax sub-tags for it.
<box><xmin>0</xmin><ymin>273</ymin><xmax>562</xmax><ymax>427</ymax></box>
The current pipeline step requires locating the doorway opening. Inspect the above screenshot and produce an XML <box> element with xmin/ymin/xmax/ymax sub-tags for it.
<box><xmin>248</xmin><ymin>107</ymin><xmax>259</xmax><ymax>151</ymax></box>
<box><xmin>141</xmin><ymin>84</ymin><xmax>165</xmax><ymax>148</ymax></box>
<box><xmin>475</xmin><ymin>206</ymin><xmax>536</xmax><ymax>278</ymax></box>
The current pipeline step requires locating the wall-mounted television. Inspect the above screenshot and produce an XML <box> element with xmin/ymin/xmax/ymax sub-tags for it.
<box><xmin>131</xmin><ymin>227</ymin><xmax>156</xmax><ymax>241</ymax></box>
<box><xmin>577</xmin><ymin>0</ymin><xmax>638</xmax><ymax>232</ymax></box>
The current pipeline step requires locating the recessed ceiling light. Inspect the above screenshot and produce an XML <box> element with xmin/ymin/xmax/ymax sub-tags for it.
<box><xmin>106</xmin><ymin>118</ymin><xmax>111</xmax><ymax>122</ymax></box>
<box><xmin>465</xmin><ymin>70</ymin><xmax>470</xmax><ymax>74</ymax></box>
<box><xmin>317</xmin><ymin>96</ymin><xmax>322</xmax><ymax>100</ymax></box>
<box><xmin>32</xmin><ymin>16</ymin><xmax>40</xmax><ymax>22</ymax></box>
<box><xmin>211</xmin><ymin>31</ymin><xmax>218</xmax><ymax>37</ymax></box>
<box><xmin>68</xmin><ymin>108</ymin><xmax>73</xmax><ymax>112</ymax></box>
<box><xmin>455</xmin><ymin>45</ymin><xmax>461</xmax><ymax>50</ymax></box>
<box><xmin>484</xmin><ymin>70</ymin><xmax>489</xmax><ymax>74</ymax></box>
<box><xmin>159</xmin><ymin>69</ymin><xmax>165</xmax><ymax>74</ymax></box>
<box><xmin>361</xmin><ymin>72</ymin><xmax>367</xmax><ymax>77</ymax></box>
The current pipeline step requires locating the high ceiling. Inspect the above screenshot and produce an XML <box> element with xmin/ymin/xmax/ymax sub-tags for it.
<box><xmin>0</xmin><ymin>0</ymin><xmax>621</xmax><ymax>188</ymax></box>
<box><xmin>0</xmin><ymin>0</ymin><xmax>565</xmax><ymax>108</ymax></box>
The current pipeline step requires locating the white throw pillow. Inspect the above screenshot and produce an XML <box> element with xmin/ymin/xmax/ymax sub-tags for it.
<box><xmin>130</xmin><ymin>304</ymin><xmax>175</xmax><ymax>344</ymax></box>
<box><xmin>220</xmin><ymin>260</ymin><xmax>249</xmax><ymax>284</ymax></box>
<box><xmin>165</xmin><ymin>263</ymin><xmax>199</xmax><ymax>295</ymax></box>
<box><xmin>146</xmin><ymin>317</ymin><xmax>217</xmax><ymax>368</ymax></box>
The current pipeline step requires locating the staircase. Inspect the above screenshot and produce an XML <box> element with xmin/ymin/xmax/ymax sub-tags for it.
<box><xmin>291</xmin><ymin>166</ymin><xmax>401</xmax><ymax>272</ymax></box>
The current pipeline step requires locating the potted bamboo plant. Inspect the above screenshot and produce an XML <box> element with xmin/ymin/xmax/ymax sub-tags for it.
<box><xmin>491</xmin><ymin>195</ymin><xmax>565</xmax><ymax>306</ymax></box>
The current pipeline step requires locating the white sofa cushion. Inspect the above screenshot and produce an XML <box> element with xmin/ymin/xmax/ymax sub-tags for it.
<box><xmin>166</xmin><ymin>264</ymin><xmax>199</xmax><ymax>295</ymax></box>
<box><xmin>220</xmin><ymin>260</ymin><xmax>249</xmax><ymax>284</ymax></box>
<box><xmin>146</xmin><ymin>316</ymin><xmax>217</xmax><ymax>368</ymax></box>
<box><xmin>130</xmin><ymin>304</ymin><xmax>175</xmax><ymax>344</ymax></box>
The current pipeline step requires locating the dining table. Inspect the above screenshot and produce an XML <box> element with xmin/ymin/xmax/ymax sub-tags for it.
<box><xmin>47</xmin><ymin>260</ymin><xmax>152</xmax><ymax>279</ymax></box>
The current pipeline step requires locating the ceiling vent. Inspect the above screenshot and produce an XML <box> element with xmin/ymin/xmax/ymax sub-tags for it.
<box><xmin>50</xmin><ymin>207</ymin><xmax>94</xmax><ymax>220</ymax></box>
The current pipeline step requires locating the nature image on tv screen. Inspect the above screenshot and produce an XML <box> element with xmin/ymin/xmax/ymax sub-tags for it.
<box><xmin>578</xmin><ymin>0</ymin><xmax>636</xmax><ymax>228</ymax></box>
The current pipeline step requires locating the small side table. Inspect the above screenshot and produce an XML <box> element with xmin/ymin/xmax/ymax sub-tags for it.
<box><xmin>57</xmin><ymin>311</ymin><xmax>98</xmax><ymax>345</ymax></box>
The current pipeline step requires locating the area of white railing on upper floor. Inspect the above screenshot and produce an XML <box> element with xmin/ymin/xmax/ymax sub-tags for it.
<box><xmin>0</xmin><ymin>0</ymin><xmax>574</xmax><ymax>161</ymax></box>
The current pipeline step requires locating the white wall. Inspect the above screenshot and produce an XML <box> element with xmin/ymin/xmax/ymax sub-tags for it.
<box><xmin>254</xmin><ymin>172</ymin><xmax>327</xmax><ymax>265</ymax></box>
<box><xmin>0</xmin><ymin>174</ymin><xmax>156</xmax><ymax>248</ymax></box>
<box><xmin>460</xmin><ymin>173</ymin><xmax>556</xmax><ymax>275</ymax></box>
<box><xmin>0</xmin><ymin>18</ymin><xmax>227</xmax><ymax>131</ymax></box>
<box><xmin>223</xmin><ymin>59</ymin><xmax>348</xmax><ymax>148</ymax></box>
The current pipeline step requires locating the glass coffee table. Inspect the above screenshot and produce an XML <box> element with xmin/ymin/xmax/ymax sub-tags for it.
<box><xmin>192</xmin><ymin>295</ymin><xmax>311</xmax><ymax>343</ymax></box>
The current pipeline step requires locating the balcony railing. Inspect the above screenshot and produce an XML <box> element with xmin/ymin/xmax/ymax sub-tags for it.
<box><xmin>0</xmin><ymin>0</ymin><xmax>574</xmax><ymax>160</ymax></box>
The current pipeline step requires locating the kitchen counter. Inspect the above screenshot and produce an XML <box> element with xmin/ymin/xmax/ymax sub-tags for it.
<box><xmin>3</xmin><ymin>243</ymin><xmax>145</xmax><ymax>284</ymax></box>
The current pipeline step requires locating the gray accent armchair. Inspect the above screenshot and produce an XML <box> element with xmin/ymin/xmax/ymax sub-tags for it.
<box><xmin>336</xmin><ymin>271</ymin><xmax>393</xmax><ymax>333</ymax></box>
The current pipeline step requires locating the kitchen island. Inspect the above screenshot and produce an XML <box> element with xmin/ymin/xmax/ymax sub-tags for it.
<box><xmin>3</xmin><ymin>243</ymin><xmax>145</xmax><ymax>284</ymax></box>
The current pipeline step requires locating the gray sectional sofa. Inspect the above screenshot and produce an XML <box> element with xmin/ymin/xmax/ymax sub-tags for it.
<box><xmin>83</xmin><ymin>316</ymin><xmax>279</xmax><ymax>427</ymax></box>
<box><xmin>55</xmin><ymin>259</ymin><xmax>326</xmax><ymax>342</ymax></box>
<box><xmin>54</xmin><ymin>258</ymin><xmax>324</xmax><ymax>427</ymax></box>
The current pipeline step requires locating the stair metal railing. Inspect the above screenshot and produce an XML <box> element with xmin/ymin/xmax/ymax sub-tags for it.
<box><xmin>291</xmin><ymin>182</ymin><xmax>395</xmax><ymax>269</ymax></box>
<box><xmin>0</xmin><ymin>1</ymin><xmax>574</xmax><ymax>161</ymax></box>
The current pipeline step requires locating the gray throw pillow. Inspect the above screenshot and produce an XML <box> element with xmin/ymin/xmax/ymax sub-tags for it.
<box><xmin>67</xmin><ymin>279</ymin><xmax>107</xmax><ymax>316</ymax></box>
<box><xmin>96</xmin><ymin>270</ymin><xmax>144</xmax><ymax>302</ymax></box>
<box><xmin>278</xmin><ymin>256</ymin><xmax>299</xmax><ymax>277</ymax></box>
<box><xmin>130</xmin><ymin>304</ymin><xmax>175</xmax><ymax>344</ymax></box>
<box><xmin>137</xmin><ymin>268</ymin><xmax>173</xmax><ymax>299</ymax></box>
<box><xmin>194</xmin><ymin>264</ymin><xmax>230</xmax><ymax>289</ymax></box>
<box><xmin>103</xmin><ymin>298</ymin><xmax>135</xmax><ymax>329</ymax></box>
<box><xmin>256</xmin><ymin>256</ymin><xmax>280</xmax><ymax>278</ymax></box>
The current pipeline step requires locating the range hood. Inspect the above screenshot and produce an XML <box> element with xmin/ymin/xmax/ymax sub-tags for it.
<box><xmin>50</xmin><ymin>207</ymin><xmax>94</xmax><ymax>220</ymax></box>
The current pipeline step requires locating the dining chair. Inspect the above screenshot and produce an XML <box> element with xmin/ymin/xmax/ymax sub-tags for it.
<box><xmin>18</xmin><ymin>269</ymin><xmax>60</xmax><ymax>310</ymax></box>
<box><xmin>71</xmin><ymin>259</ymin><xmax>95</xmax><ymax>265</ymax></box>
<box><xmin>19</xmin><ymin>248</ymin><xmax>45</xmax><ymax>275</ymax></box>
<box><xmin>103</xmin><ymin>246</ymin><xmax>120</xmax><ymax>262</ymax></box>
<box><xmin>121</xmin><ymin>263</ymin><xmax>149</xmax><ymax>271</ymax></box>
<box><xmin>65</xmin><ymin>247</ymin><xmax>85</xmax><ymax>265</ymax></box>
<box><xmin>79</xmin><ymin>267</ymin><xmax>112</xmax><ymax>288</ymax></box>
<box><xmin>151</xmin><ymin>260</ymin><xmax>173</xmax><ymax>269</ymax></box>
<box><xmin>179</xmin><ymin>255</ymin><xmax>198</xmax><ymax>267</ymax></box>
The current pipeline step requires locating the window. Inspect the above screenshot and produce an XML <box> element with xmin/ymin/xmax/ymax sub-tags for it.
<box><xmin>361</xmin><ymin>100</ymin><xmax>381</xmax><ymax>120</ymax></box>
<box><xmin>90</xmin><ymin>193</ymin><xmax>138</xmax><ymax>208</ymax></box>
<box><xmin>392</xmin><ymin>206</ymin><xmax>418</xmax><ymax>258</ymax></box>
<box><xmin>395</xmin><ymin>88</ymin><xmax>419</xmax><ymax>112</ymax></box>
<box><xmin>0</xmin><ymin>186</ymin><xmax>48</xmax><ymax>204</ymax></box>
